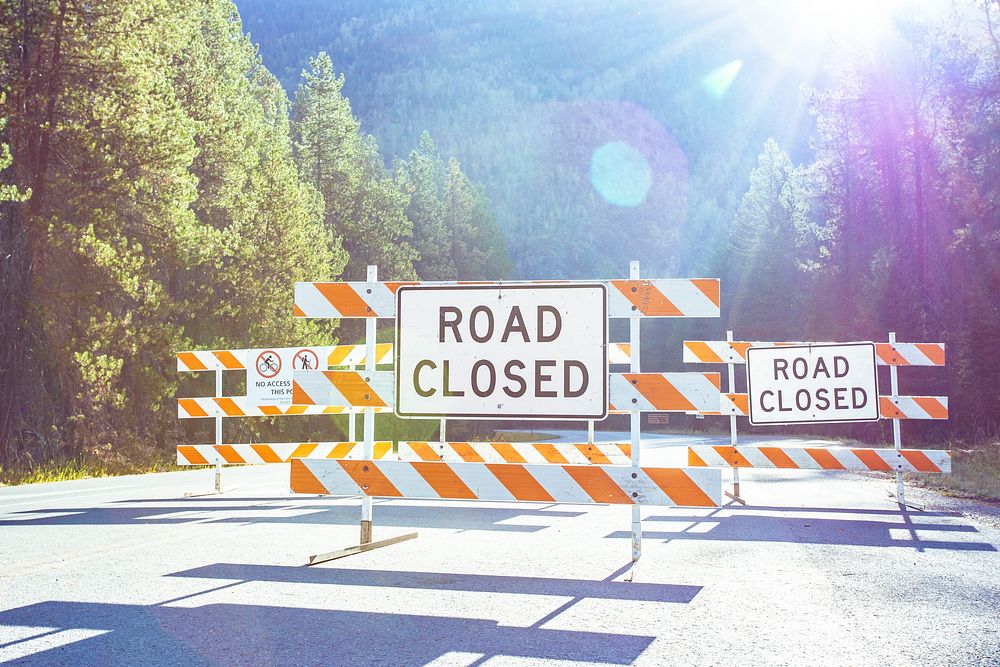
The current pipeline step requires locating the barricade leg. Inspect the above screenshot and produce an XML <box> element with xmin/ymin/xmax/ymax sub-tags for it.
<box><xmin>723</xmin><ymin>331</ymin><xmax>746</xmax><ymax>505</ymax></box>
<box><xmin>626</xmin><ymin>260</ymin><xmax>642</xmax><ymax>582</ymax></box>
<box><xmin>887</xmin><ymin>332</ymin><xmax>922</xmax><ymax>510</ymax></box>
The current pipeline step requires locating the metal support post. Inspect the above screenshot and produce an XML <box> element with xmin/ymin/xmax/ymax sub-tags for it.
<box><xmin>439</xmin><ymin>418</ymin><xmax>447</xmax><ymax>443</ymax></box>
<box><xmin>725</xmin><ymin>330</ymin><xmax>746</xmax><ymax>505</ymax></box>
<box><xmin>587</xmin><ymin>420</ymin><xmax>595</xmax><ymax>444</ymax></box>
<box><xmin>889</xmin><ymin>331</ymin><xmax>905</xmax><ymax>506</ymax></box>
<box><xmin>626</xmin><ymin>260</ymin><xmax>642</xmax><ymax>581</ymax></box>
<box><xmin>348</xmin><ymin>410</ymin><xmax>356</xmax><ymax>442</ymax></box>
<box><xmin>361</xmin><ymin>264</ymin><xmax>377</xmax><ymax>545</ymax></box>
<box><xmin>214</xmin><ymin>368</ymin><xmax>223</xmax><ymax>493</ymax></box>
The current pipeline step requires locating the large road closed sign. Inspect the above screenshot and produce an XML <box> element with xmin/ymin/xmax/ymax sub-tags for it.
<box><xmin>395</xmin><ymin>284</ymin><xmax>608</xmax><ymax>419</ymax></box>
<box><xmin>248</xmin><ymin>347</ymin><xmax>325</xmax><ymax>406</ymax></box>
<box><xmin>746</xmin><ymin>342</ymin><xmax>879</xmax><ymax>425</ymax></box>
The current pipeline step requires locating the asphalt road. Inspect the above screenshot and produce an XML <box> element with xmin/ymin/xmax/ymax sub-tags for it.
<box><xmin>2</xmin><ymin>431</ymin><xmax>999</xmax><ymax>666</ymax></box>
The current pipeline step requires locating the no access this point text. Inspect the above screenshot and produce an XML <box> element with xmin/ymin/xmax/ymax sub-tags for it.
<box><xmin>394</xmin><ymin>284</ymin><xmax>608</xmax><ymax>419</ymax></box>
<box><xmin>746</xmin><ymin>342</ymin><xmax>879</xmax><ymax>425</ymax></box>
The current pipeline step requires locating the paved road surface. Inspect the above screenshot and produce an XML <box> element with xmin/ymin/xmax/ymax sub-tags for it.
<box><xmin>1</xmin><ymin>431</ymin><xmax>998</xmax><ymax>666</ymax></box>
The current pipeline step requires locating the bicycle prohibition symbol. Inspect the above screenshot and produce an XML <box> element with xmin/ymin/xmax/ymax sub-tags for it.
<box><xmin>255</xmin><ymin>350</ymin><xmax>282</xmax><ymax>378</ymax></box>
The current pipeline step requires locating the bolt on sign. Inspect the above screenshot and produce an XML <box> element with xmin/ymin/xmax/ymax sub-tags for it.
<box><xmin>746</xmin><ymin>343</ymin><xmax>879</xmax><ymax>425</ymax></box>
<box><xmin>395</xmin><ymin>284</ymin><xmax>608</xmax><ymax>419</ymax></box>
<box><xmin>247</xmin><ymin>347</ymin><xmax>325</xmax><ymax>406</ymax></box>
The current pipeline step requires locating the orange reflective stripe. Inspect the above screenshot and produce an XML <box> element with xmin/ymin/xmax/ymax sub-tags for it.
<box><xmin>685</xmin><ymin>341</ymin><xmax>724</xmax><ymax>363</ymax></box>
<box><xmin>290</xmin><ymin>459</ymin><xmax>328</xmax><ymax>494</ymax></box>
<box><xmin>916</xmin><ymin>343</ymin><xmax>945</xmax><ymax>365</ymax></box>
<box><xmin>852</xmin><ymin>449</ymin><xmax>892</xmax><ymax>471</ymax></box>
<box><xmin>373</xmin><ymin>441</ymin><xmax>393</xmax><ymax>459</ymax></box>
<box><xmin>729</xmin><ymin>343</ymin><xmax>751</xmax><ymax>360</ymax></box>
<box><xmin>177</xmin><ymin>352</ymin><xmax>207</xmax><ymax>371</ymax></box>
<box><xmin>178</xmin><ymin>398</ymin><xmax>209</xmax><ymax>418</ymax></box>
<box><xmin>292</xmin><ymin>381</ymin><xmax>314</xmax><ymax>406</ymax></box>
<box><xmin>293</xmin><ymin>304</ymin><xmax>306</xmax><ymax>318</ymax></box>
<box><xmin>759</xmin><ymin>447</ymin><xmax>798</xmax><ymax>469</ymax></box>
<box><xmin>406</xmin><ymin>442</ymin><xmax>441</xmax><ymax>461</ymax></box>
<box><xmin>259</xmin><ymin>405</ymin><xmax>283</xmax><ymax>416</ymax></box>
<box><xmin>491</xmin><ymin>443</ymin><xmax>527</xmax><ymax>463</ymax></box>
<box><xmin>410</xmin><ymin>461</ymin><xmax>477</xmax><ymax>499</ymax></box>
<box><xmin>875</xmin><ymin>344</ymin><xmax>901</xmax><ymax>365</ymax></box>
<box><xmin>291</xmin><ymin>443</ymin><xmax>318</xmax><ymax>459</ymax></box>
<box><xmin>578</xmin><ymin>445</ymin><xmax>611</xmax><ymax>465</ymax></box>
<box><xmin>879</xmin><ymin>397</ymin><xmax>903</xmax><ymax>419</ymax></box>
<box><xmin>645</xmin><ymin>469</ymin><xmax>715</xmax><ymax>507</ymax></box>
<box><xmin>610</xmin><ymin>280</ymin><xmax>682</xmax><ymax>316</ymax></box>
<box><xmin>727</xmin><ymin>394</ymin><xmax>749</xmax><ymax>414</ymax></box>
<box><xmin>251</xmin><ymin>445</ymin><xmax>283</xmax><ymax>463</ymax></box>
<box><xmin>712</xmin><ymin>446</ymin><xmax>753</xmax><ymax>468</ymax></box>
<box><xmin>214</xmin><ymin>350</ymin><xmax>243</xmax><ymax>369</ymax></box>
<box><xmin>339</xmin><ymin>460</ymin><xmax>402</xmax><ymax>496</ymax></box>
<box><xmin>563</xmin><ymin>466</ymin><xmax>632</xmax><ymax>504</ymax></box>
<box><xmin>692</xmin><ymin>279</ymin><xmax>720</xmax><ymax>308</ymax></box>
<box><xmin>328</xmin><ymin>345</ymin><xmax>354</xmax><ymax>366</ymax></box>
<box><xmin>900</xmin><ymin>450</ymin><xmax>941</xmax><ymax>473</ymax></box>
<box><xmin>450</xmin><ymin>442</ymin><xmax>484</xmax><ymax>462</ymax></box>
<box><xmin>914</xmin><ymin>397</ymin><xmax>948</xmax><ymax>419</ymax></box>
<box><xmin>329</xmin><ymin>371</ymin><xmax>387</xmax><ymax>407</ymax></box>
<box><xmin>375</xmin><ymin>343</ymin><xmax>393</xmax><ymax>362</ymax></box>
<box><xmin>805</xmin><ymin>448</ymin><xmax>845</xmax><ymax>470</ymax></box>
<box><xmin>624</xmin><ymin>374</ymin><xmax>697</xmax><ymax>411</ymax></box>
<box><xmin>314</xmin><ymin>283</ymin><xmax>371</xmax><ymax>317</ymax></box>
<box><xmin>534</xmin><ymin>444</ymin><xmax>569</xmax><ymax>464</ymax></box>
<box><xmin>216</xmin><ymin>445</ymin><xmax>244</xmax><ymax>464</ymax></box>
<box><xmin>485</xmin><ymin>464</ymin><xmax>555</xmax><ymax>502</ymax></box>
<box><xmin>384</xmin><ymin>281</ymin><xmax>419</xmax><ymax>293</ymax></box>
<box><xmin>285</xmin><ymin>405</ymin><xmax>308</xmax><ymax>415</ymax></box>
<box><xmin>177</xmin><ymin>446</ymin><xmax>209</xmax><ymax>465</ymax></box>
<box><xmin>687</xmin><ymin>448</ymin><xmax>709</xmax><ymax>467</ymax></box>
<box><xmin>328</xmin><ymin>443</ymin><xmax>356</xmax><ymax>459</ymax></box>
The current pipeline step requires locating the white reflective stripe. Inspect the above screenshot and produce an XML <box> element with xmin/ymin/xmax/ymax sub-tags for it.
<box><xmin>308</xmin><ymin>460</ymin><xmax>363</xmax><ymax>495</ymax></box>
<box><xmin>739</xmin><ymin>448</ymin><xmax>773</xmax><ymax>467</ymax></box>
<box><xmin>524</xmin><ymin>464</ymin><xmax>594</xmax><ymax>504</ymax></box>
<box><xmin>455</xmin><ymin>463</ymin><xmax>517</xmax><ymax>501</ymax></box>
<box><xmin>379</xmin><ymin>462</ymin><xmax>438</xmax><ymax>498</ymax></box>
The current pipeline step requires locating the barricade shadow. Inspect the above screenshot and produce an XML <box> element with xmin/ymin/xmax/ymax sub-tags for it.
<box><xmin>0</xmin><ymin>599</ymin><xmax>654</xmax><ymax>666</ymax></box>
<box><xmin>607</xmin><ymin>507</ymin><xmax>997</xmax><ymax>551</ymax></box>
<box><xmin>167</xmin><ymin>562</ymin><xmax>702</xmax><ymax>603</ymax></box>
<box><xmin>0</xmin><ymin>501</ymin><xmax>584</xmax><ymax>534</ymax></box>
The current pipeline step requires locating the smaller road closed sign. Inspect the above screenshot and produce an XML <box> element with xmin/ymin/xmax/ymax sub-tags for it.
<box><xmin>746</xmin><ymin>342</ymin><xmax>879</xmax><ymax>425</ymax></box>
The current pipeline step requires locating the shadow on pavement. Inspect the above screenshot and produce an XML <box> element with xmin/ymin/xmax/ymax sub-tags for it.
<box><xmin>167</xmin><ymin>562</ymin><xmax>701</xmax><ymax>603</ymax></box>
<box><xmin>612</xmin><ymin>506</ymin><xmax>997</xmax><ymax>551</ymax></box>
<box><xmin>0</xmin><ymin>501</ymin><xmax>584</xmax><ymax>533</ymax></box>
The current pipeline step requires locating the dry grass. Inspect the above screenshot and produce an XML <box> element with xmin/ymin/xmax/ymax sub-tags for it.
<box><xmin>912</xmin><ymin>442</ymin><xmax>1000</xmax><ymax>501</ymax></box>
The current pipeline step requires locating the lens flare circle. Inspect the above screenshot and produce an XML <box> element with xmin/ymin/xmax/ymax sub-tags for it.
<box><xmin>589</xmin><ymin>141</ymin><xmax>652</xmax><ymax>208</ymax></box>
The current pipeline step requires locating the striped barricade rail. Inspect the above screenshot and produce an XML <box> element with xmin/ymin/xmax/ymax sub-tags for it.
<box><xmin>292</xmin><ymin>370</ymin><xmax>721</xmax><ymax>414</ymax></box>
<box><xmin>682</xmin><ymin>341</ymin><xmax>946</xmax><ymax>366</ymax></box>
<box><xmin>713</xmin><ymin>393</ymin><xmax>948</xmax><ymax>420</ymax></box>
<box><xmin>176</xmin><ymin>397</ymin><xmax>390</xmax><ymax>418</ymax></box>
<box><xmin>294</xmin><ymin>279</ymin><xmax>721</xmax><ymax>319</ymax></box>
<box><xmin>177</xmin><ymin>442</ymin><xmax>394</xmax><ymax>466</ymax></box>
<box><xmin>398</xmin><ymin>442</ymin><xmax>632</xmax><ymax>465</ymax></box>
<box><xmin>687</xmin><ymin>445</ymin><xmax>951</xmax><ymax>473</ymax></box>
<box><xmin>177</xmin><ymin>343</ymin><xmax>393</xmax><ymax>373</ymax></box>
<box><xmin>291</xmin><ymin>459</ymin><xmax>722</xmax><ymax>507</ymax></box>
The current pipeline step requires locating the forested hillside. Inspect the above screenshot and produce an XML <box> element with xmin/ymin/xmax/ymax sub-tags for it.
<box><xmin>0</xmin><ymin>0</ymin><xmax>998</xmax><ymax>476</ymax></box>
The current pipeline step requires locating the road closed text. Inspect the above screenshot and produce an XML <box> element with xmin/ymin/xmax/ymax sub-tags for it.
<box><xmin>395</xmin><ymin>284</ymin><xmax>607</xmax><ymax>419</ymax></box>
<box><xmin>746</xmin><ymin>343</ymin><xmax>879</xmax><ymax>425</ymax></box>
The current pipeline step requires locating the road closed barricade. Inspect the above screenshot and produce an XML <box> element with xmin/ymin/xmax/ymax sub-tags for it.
<box><xmin>682</xmin><ymin>334</ymin><xmax>951</xmax><ymax>505</ymax></box>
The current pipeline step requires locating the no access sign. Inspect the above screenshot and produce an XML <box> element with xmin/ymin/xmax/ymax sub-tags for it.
<box><xmin>395</xmin><ymin>284</ymin><xmax>608</xmax><ymax>419</ymax></box>
<box><xmin>248</xmin><ymin>347</ymin><xmax>325</xmax><ymax>406</ymax></box>
<box><xmin>746</xmin><ymin>343</ymin><xmax>879</xmax><ymax>425</ymax></box>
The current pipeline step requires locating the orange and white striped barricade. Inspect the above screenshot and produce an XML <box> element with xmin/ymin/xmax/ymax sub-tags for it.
<box><xmin>687</xmin><ymin>445</ymin><xmax>951</xmax><ymax>474</ymax></box>
<box><xmin>290</xmin><ymin>263</ymin><xmax>722</xmax><ymax>569</ymax></box>
<box><xmin>294</xmin><ymin>278</ymin><xmax>721</xmax><ymax>320</ymax></box>
<box><xmin>291</xmin><ymin>459</ymin><xmax>722</xmax><ymax>508</ymax></box>
<box><xmin>683</xmin><ymin>333</ymin><xmax>948</xmax><ymax>506</ymax></box>
<box><xmin>398</xmin><ymin>442</ymin><xmax>632</xmax><ymax>465</ymax></box>
<box><xmin>176</xmin><ymin>441</ymin><xmax>395</xmax><ymax>466</ymax></box>
<box><xmin>176</xmin><ymin>343</ymin><xmax>388</xmax><ymax>494</ymax></box>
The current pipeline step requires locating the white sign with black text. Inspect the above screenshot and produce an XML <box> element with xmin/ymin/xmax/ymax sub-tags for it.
<box><xmin>247</xmin><ymin>347</ymin><xmax>325</xmax><ymax>406</ymax></box>
<box><xmin>395</xmin><ymin>284</ymin><xmax>608</xmax><ymax>419</ymax></box>
<box><xmin>746</xmin><ymin>342</ymin><xmax>879</xmax><ymax>425</ymax></box>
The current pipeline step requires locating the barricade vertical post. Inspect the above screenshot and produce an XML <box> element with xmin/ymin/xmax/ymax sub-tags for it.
<box><xmin>629</xmin><ymin>260</ymin><xmax>642</xmax><ymax>566</ymax></box>
<box><xmin>360</xmin><ymin>264</ymin><xmax>377</xmax><ymax>545</ymax></box>
<box><xmin>587</xmin><ymin>420</ymin><xmax>595</xmax><ymax>444</ymax></box>
<box><xmin>889</xmin><ymin>331</ymin><xmax>905</xmax><ymax>505</ymax></box>
<box><xmin>726</xmin><ymin>330</ymin><xmax>744</xmax><ymax>504</ymax></box>
<box><xmin>439</xmin><ymin>418</ymin><xmax>446</xmax><ymax>442</ymax></box>
<box><xmin>214</xmin><ymin>368</ymin><xmax>222</xmax><ymax>493</ymax></box>
<box><xmin>348</xmin><ymin>412</ymin><xmax>356</xmax><ymax>441</ymax></box>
